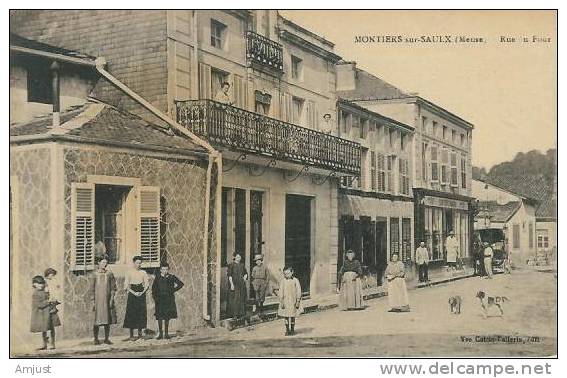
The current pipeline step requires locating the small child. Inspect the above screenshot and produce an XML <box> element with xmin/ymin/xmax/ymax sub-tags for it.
<box><xmin>277</xmin><ymin>266</ymin><xmax>303</xmax><ymax>336</ymax></box>
<box><xmin>30</xmin><ymin>275</ymin><xmax>61</xmax><ymax>350</ymax></box>
<box><xmin>44</xmin><ymin>268</ymin><xmax>61</xmax><ymax>315</ymax></box>
<box><xmin>251</xmin><ymin>254</ymin><xmax>269</xmax><ymax>319</ymax></box>
<box><xmin>152</xmin><ymin>262</ymin><xmax>184</xmax><ymax>340</ymax></box>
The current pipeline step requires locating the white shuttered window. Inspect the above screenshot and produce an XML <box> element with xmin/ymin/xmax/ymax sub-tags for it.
<box><xmin>71</xmin><ymin>183</ymin><xmax>95</xmax><ymax>271</ymax></box>
<box><xmin>139</xmin><ymin>186</ymin><xmax>161</xmax><ymax>268</ymax></box>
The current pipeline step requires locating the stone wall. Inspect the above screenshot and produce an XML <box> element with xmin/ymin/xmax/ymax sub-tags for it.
<box><xmin>60</xmin><ymin>146</ymin><xmax>210</xmax><ymax>339</ymax></box>
<box><xmin>10</xmin><ymin>146</ymin><xmax>53</xmax><ymax>349</ymax></box>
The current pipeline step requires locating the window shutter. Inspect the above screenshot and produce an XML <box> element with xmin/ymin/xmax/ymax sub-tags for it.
<box><xmin>138</xmin><ymin>186</ymin><xmax>161</xmax><ymax>268</ymax></box>
<box><xmin>398</xmin><ymin>158</ymin><xmax>403</xmax><ymax>194</ymax></box>
<box><xmin>233</xmin><ymin>74</ymin><xmax>246</xmax><ymax>108</ymax></box>
<box><xmin>386</xmin><ymin>156</ymin><xmax>393</xmax><ymax>193</ymax></box>
<box><xmin>282</xmin><ymin>93</ymin><xmax>293</xmax><ymax>123</ymax></box>
<box><xmin>376</xmin><ymin>152</ymin><xmax>385</xmax><ymax>192</ymax></box>
<box><xmin>198</xmin><ymin>62</ymin><xmax>212</xmax><ymax>99</ymax></box>
<box><xmin>370</xmin><ymin>151</ymin><xmax>377</xmax><ymax>190</ymax></box>
<box><xmin>306</xmin><ymin>100</ymin><xmax>318</xmax><ymax>129</ymax></box>
<box><xmin>71</xmin><ymin>183</ymin><xmax>95</xmax><ymax>271</ymax></box>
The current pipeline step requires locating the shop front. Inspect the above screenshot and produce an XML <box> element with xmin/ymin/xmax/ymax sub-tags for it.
<box><xmin>338</xmin><ymin>192</ymin><xmax>414</xmax><ymax>288</ymax></box>
<box><xmin>413</xmin><ymin>189</ymin><xmax>475</xmax><ymax>268</ymax></box>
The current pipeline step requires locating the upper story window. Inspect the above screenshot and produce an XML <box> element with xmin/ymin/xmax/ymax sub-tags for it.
<box><xmin>211</xmin><ymin>19</ymin><xmax>227</xmax><ymax>49</ymax></box>
<box><xmin>421</xmin><ymin>142</ymin><xmax>428</xmax><ymax>182</ymax></box>
<box><xmin>451</xmin><ymin>129</ymin><xmax>456</xmax><ymax>143</ymax></box>
<box><xmin>442</xmin><ymin>125</ymin><xmax>447</xmax><ymax>140</ymax></box>
<box><xmin>389</xmin><ymin>128</ymin><xmax>395</xmax><ymax>148</ymax></box>
<box><xmin>432</xmin><ymin>121</ymin><xmax>438</xmax><ymax>138</ymax></box>
<box><xmin>360</xmin><ymin>119</ymin><xmax>368</xmax><ymax>139</ymax></box>
<box><xmin>400</xmin><ymin>132</ymin><xmax>406</xmax><ymax>151</ymax></box>
<box><xmin>461</xmin><ymin>155</ymin><xmax>467</xmax><ymax>189</ymax></box>
<box><xmin>291</xmin><ymin>55</ymin><xmax>303</xmax><ymax>80</ymax></box>
<box><xmin>421</xmin><ymin>116</ymin><xmax>427</xmax><ymax>132</ymax></box>
<box><xmin>430</xmin><ymin>145</ymin><xmax>439</xmax><ymax>182</ymax></box>
<box><xmin>27</xmin><ymin>63</ymin><xmax>52</xmax><ymax>104</ymax></box>
<box><xmin>292</xmin><ymin>96</ymin><xmax>305</xmax><ymax>126</ymax></box>
<box><xmin>399</xmin><ymin>158</ymin><xmax>410</xmax><ymax>195</ymax></box>
<box><xmin>340</xmin><ymin>110</ymin><xmax>349</xmax><ymax>133</ymax></box>
<box><xmin>211</xmin><ymin>68</ymin><xmax>229</xmax><ymax>97</ymax></box>
<box><xmin>461</xmin><ymin>133</ymin><xmax>466</xmax><ymax>147</ymax></box>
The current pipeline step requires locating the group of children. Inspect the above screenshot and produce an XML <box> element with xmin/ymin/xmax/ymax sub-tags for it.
<box><xmin>30</xmin><ymin>269</ymin><xmax>61</xmax><ymax>350</ymax></box>
<box><xmin>31</xmin><ymin>252</ymin><xmax>306</xmax><ymax>350</ymax></box>
<box><xmin>30</xmin><ymin>255</ymin><xmax>184</xmax><ymax>350</ymax></box>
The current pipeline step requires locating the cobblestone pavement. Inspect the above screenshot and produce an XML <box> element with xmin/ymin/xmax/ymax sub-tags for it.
<box><xmin>22</xmin><ymin>268</ymin><xmax>556</xmax><ymax>358</ymax></box>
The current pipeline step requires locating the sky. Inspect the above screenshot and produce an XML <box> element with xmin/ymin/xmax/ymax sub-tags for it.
<box><xmin>282</xmin><ymin>10</ymin><xmax>557</xmax><ymax>170</ymax></box>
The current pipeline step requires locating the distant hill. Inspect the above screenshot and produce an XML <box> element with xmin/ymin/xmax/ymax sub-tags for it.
<box><xmin>473</xmin><ymin>148</ymin><xmax>557</xmax><ymax>219</ymax></box>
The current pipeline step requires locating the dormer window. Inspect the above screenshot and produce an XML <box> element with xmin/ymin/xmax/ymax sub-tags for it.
<box><xmin>27</xmin><ymin>62</ymin><xmax>52</xmax><ymax>104</ymax></box>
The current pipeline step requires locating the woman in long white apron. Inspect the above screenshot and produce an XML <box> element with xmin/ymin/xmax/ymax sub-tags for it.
<box><xmin>385</xmin><ymin>254</ymin><xmax>410</xmax><ymax>312</ymax></box>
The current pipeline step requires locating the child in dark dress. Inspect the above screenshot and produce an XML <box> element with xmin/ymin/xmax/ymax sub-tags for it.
<box><xmin>152</xmin><ymin>262</ymin><xmax>184</xmax><ymax>339</ymax></box>
<box><xmin>30</xmin><ymin>275</ymin><xmax>61</xmax><ymax>350</ymax></box>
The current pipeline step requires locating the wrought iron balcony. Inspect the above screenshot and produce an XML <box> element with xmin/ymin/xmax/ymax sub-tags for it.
<box><xmin>246</xmin><ymin>31</ymin><xmax>284</xmax><ymax>73</ymax></box>
<box><xmin>176</xmin><ymin>99</ymin><xmax>361</xmax><ymax>175</ymax></box>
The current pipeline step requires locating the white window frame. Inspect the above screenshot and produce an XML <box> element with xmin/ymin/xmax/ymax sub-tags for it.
<box><xmin>71</xmin><ymin>176</ymin><xmax>161</xmax><ymax>271</ymax></box>
<box><xmin>210</xmin><ymin>19</ymin><xmax>227</xmax><ymax>49</ymax></box>
<box><xmin>430</xmin><ymin>145</ymin><xmax>439</xmax><ymax>182</ymax></box>
<box><xmin>71</xmin><ymin>182</ymin><xmax>96</xmax><ymax>271</ymax></box>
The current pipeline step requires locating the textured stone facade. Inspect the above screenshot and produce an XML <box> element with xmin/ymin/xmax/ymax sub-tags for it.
<box><xmin>10</xmin><ymin>142</ymin><xmax>216</xmax><ymax>348</ymax></box>
<box><xmin>61</xmin><ymin>146</ymin><xmax>210</xmax><ymax>338</ymax></box>
<box><xmin>10</xmin><ymin>146</ymin><xmax>53</xmax><ymax>348</ymax></box>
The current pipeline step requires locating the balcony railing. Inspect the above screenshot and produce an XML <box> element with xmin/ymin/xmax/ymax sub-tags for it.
<box><xmin>176</xmin><ymin>99</ymin><xmax>361</xmax><ymax>175</ymax></box>
<box><xmin>246</xmin><ymin>31</ymin><xmax>283</xmax><ymax>73</ymax></box>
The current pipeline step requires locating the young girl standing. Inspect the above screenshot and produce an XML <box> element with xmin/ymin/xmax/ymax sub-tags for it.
<box><xmin>277</xmin><ymin>266</ymin><xmax>302</xmax><ymax>336</ymax></box>
<box><xmin>30</xmin><ymin>275</ymin><xmax>60</xmax><ymax>350</ymax></box>
<box><xmin>152</xmin><ymin>262</ymin><xmax>184</xmax><ymax>340</ymax></box>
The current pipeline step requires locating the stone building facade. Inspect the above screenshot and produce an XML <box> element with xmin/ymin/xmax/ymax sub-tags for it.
<box><xmin>472</xmin><ymin>178</ymin><xmax>541</xmax><ymax>266</ymax></box>
<box><xmin>335</xmin><ymin>99</ymin><xmax>415</xmax><ymax>286</ymax></box>
<box><xmin>9</xmin><ymin>35</ymin><xmax>216</xmax><ymax>351</ymax></box>
<box><xmin>10</xmin><ymin>10</ymin><xmax>362</xmax><ymax>324</ymax></box>
<box><xmin>336</xmin><ymin>62</ymin><xmax>475</xmax><ymax>270</ymax></box>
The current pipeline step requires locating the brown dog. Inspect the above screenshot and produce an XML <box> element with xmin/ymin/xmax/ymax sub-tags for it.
<box><xmin>476</xmin><ymin>291</ymin><xmax>508</xmax><ymax>318</ymax></box>
<box><xmin>448</xmin><ymin>296</ymin><xmax>462</xmax><ymax>314</ymax></box>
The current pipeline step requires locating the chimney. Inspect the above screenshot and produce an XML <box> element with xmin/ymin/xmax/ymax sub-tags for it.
<box><xmin>50</xmin><ymin>60</ymin><xmax>60</xmax><ymax>127</ymax></box>
<box><xmin>335</xmin><ymin>61</ymin><xmax>357</xmax><ymax>91</ymax></box>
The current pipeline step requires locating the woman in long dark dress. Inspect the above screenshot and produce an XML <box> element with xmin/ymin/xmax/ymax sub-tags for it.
<box><xmin>152</xmin><ymin>262</ymin><xmax>184</xmax><ymax>340</ymax></box>
<box><xmin>227</xmin><ymin>253</ymin><xmax>248</xmax><ymax>322</ymax></box>
<box><xmin>123</xmin><ymin>255</ymin><xmax>149</xmax><ymax>341</ymax></box>
<box><xmin>338</xmin><ymin>250</ymin><xmax>365</xmax><ymax>310</ymax></box>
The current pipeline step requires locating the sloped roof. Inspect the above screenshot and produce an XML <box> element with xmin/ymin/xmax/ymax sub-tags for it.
<box><xmin>536</xmin><ymin>195</ymin><xmax>557</xmax><ymax>220</ymax></box>
<box><xmin>336</xmin><ymin>68</ymin><xmax>409</xmax><ymax>101</ymax></box>
<box><xmin>477</xmin><ymin>200</ymin><xmax>521</xmax><ymax>223</ymax></box>
<box><xmin>10</xmin><ymin>33</ymin><xmax>96</xmax><ymax>62</ymax></box>
<box><xmin>10</xmin><ymin>100</ymin><xmax>206</xmax><ymax>156</ymax></box>
<box><xmin>485</xmin><ymin>174</ymin><xmax>551</xmax><ymax>202</ymax></box>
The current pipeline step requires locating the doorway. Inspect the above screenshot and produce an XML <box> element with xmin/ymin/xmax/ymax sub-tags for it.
<box><xmin>285</xmin><ymin>194</ymin><xmax>312</xmax><ymax>295</ymax></box>
<box><xmin>376</xmin><ymin>220</ymin><xmax>388</xmax><ymax>285</ymax></box>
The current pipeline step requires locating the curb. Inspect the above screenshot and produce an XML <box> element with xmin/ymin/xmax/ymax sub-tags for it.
<box><xmin>17</xmin><ymin>273</ymin><xmax>478</xmax><ymax>357</ymax></box>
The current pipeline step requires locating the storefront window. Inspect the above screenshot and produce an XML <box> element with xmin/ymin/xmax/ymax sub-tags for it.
<box><xmin>421</xmin><ymin>201</ymin><xmax>470</xmax><ymax>262</ymax></box>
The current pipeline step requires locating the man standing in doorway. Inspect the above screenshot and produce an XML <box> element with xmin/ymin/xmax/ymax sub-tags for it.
<box><xmin>415</xmin><ymin>241</ymin><xmax>430</xmax><ymax>283</ymax></box>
